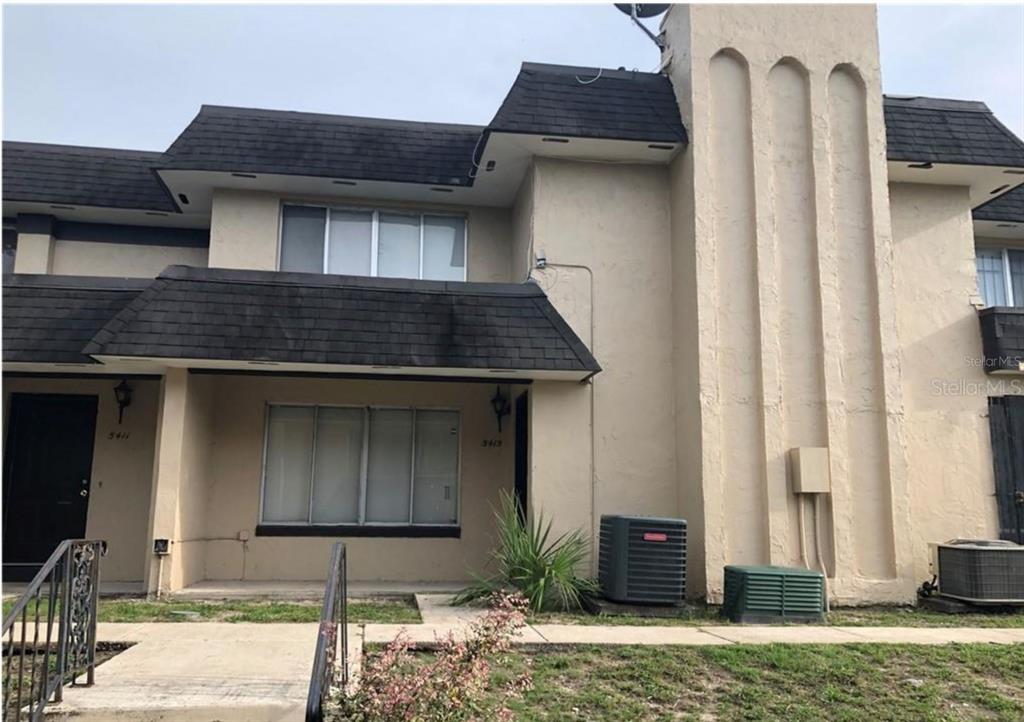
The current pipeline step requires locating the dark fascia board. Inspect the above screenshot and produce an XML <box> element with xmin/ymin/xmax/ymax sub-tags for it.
<box><xmin>157</xmin><ymin>264</ymin><xmax>547</xmax><ymax>297</ymax></box>
<box><xmin>16</xmin><ymin>214</ymin><xmax>54</xmax><ymax>235</ymax></box>
<box><xmin>53</xmin><ymin>220</ymin><xmax>210</xmax><ymax>248</ymax></box>
<box><xmin>188</xmin><ymin>368</ymin><xmax>533</xmax><ymax>385</ymax></box>
<box><xmin>2</xmin><ymin>273</ymin><xmax>152</xmax><ymax>292</ymax></box>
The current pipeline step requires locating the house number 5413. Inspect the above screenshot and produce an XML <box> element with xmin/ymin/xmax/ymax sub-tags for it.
<box><xmin>108</xmin><ymin>431</ymin><xmax>131</xmax><ymax>440</ymax></box>
<box><xmin>481</xmin><ymin>439</ymin><xmax>502</xmax><ymax>448</ymax></box>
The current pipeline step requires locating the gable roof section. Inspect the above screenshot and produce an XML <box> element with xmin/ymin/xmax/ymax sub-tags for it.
<box><xmin>2</xmin><ymin>142</ymin><xmax>177</xmax><ymax>212</ymax></box>
<box><xmin>884</xmin><ymin>96</ymin><xmax>1024</xmax><ymax>167</ymax></box>
<box><xmin>974</xmin><ymin>185</ymin><xmax>1024</xmax><ymax>223</ymax></box>
<box><xmin>84</xmin><ymin>265</ymin><xmax>600</xmax><ymax>375</ymax></box>
<box><xmin>158</xmin><ymin>105</ymin><xmax>484</xmax><ymax>187</ymax></box>
<box><xmin>2</xmin><ymin>274</ymin><xmax>151</xmax><ymax>364</ymax></box>
<box><xmin>488</xmin><ymin>62</ymin><xmax>686</xmax><ymax>143</ymax></box>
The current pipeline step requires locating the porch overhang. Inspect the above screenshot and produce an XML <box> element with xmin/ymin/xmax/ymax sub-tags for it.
<box><xmin>5</xmin><ymin>266</ymin><xmax>600</xmax><ymax>382</ymax></box>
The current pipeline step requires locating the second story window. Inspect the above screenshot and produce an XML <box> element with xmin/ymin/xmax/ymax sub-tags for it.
<box><xmin>977</xmin><ymin>247</ymin><xmax>1024</xmax><ymax>308</ymax></box>
<box><xmin>280</xmin><ymin>204</ymin><xmax>466</xmax><ymax>281</ymax></box>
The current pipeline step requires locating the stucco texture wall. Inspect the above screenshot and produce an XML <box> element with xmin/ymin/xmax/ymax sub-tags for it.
<box><xmin>207</xmin><ymin>189</ymin><xmax>513</xmax><ymax>282</ymax></box>
<box><xmin>889</xmin><ymin>182</ymin><xmax>1002</xmax><ymax>582</ymax></box>
<box><xmin>662</xmin><ymin>4</ymin><xmax>913</xmax><ymax>603</ymax></box>
<box><xmin>526</xmin><ymin>158</ymin><xmax>677</xmax><ymax>565</ymax></box>
<box><xmin>165</xmin><ymin>375</ymin><xmax>517</xmax><ymax>583</ymax></box>
<box><xmin>50</xmin><ymin>241</ymin><xmax>207</xmax><ymax>278</ymax></box>
<box><xmin>3</xmin><ymin>377</ymin><xmax>158</xmax><ymax>582</ymax></box>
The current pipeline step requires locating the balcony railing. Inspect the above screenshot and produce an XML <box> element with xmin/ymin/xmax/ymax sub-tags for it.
<box><xmin>978</xmin><ymin>307</ymin><xmax>1024</xmax><ymax>372</ymax></box>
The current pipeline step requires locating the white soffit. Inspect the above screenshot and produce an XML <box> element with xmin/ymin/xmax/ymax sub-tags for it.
<box><xmin>973</xmin><ymin>219</ymin><xmax>1024</xmax><ymax>240</ymax></box>
<box><xmin>887</xmin><ymin>162</ymin><xmax>1024</xmax><ymax>207</ymax></box>
<box><xmin>1</xmin><ymin>200</ymin><xmax>209</xmax><ymax>229</ymax></box>
<box><xmin>156</xmin><ymin>134</ymin><xmax>682</xmax><ymax>212</ymax></box>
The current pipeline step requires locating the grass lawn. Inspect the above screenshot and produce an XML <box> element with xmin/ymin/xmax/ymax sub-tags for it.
<box><xmin>530</xmin><ymin>604</ymin><xmax>1024</xmax><ymax>628</ymax></box>
<box><xmin>484</xmin><ymin>643</ymin><xmax>1024</xmax><ymax>721</ymax></box>
<box><xmin>2</xmin><ymin>597</ymin><xmax>420</xmax><ymax>624</ymax></box>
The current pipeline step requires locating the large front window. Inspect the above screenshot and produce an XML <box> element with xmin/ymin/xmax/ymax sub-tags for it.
<box><xmin>260</xmin><ymin>405</ymin><xmax>460</xmax><ymax>527</ymax></box>
<box><xmin>279</xmin><ymin>205</ymin><xmax>466</xmax><ymax>281</ymax></box>
<box><xmin>977</xmin><ymin>247</ymin><xmax>1024</xmax><ymax>307</ymax></box>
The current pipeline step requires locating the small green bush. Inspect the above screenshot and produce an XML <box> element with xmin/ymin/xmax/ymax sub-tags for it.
<box><xmin>453</xmin><ymin>491</ymin><xmax>597</xmax><ymax>612</ymax></box>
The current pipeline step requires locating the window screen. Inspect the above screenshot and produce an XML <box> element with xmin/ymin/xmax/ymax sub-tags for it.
<box><xmin>280</xmin><ymin>206</ymin><xmax>326</xmax><ymax>273</ymax></box>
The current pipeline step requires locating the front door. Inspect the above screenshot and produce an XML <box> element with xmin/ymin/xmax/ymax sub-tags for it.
<box><xmin>988</xmin><ymin>396</ymin><xmax>1024</xmax><ymax>543</ymax></box>
<box><xmin>514</xmin><ymin>391</ymin><xmax>529</xmax><ymax>521</ymax></box>
<box><xmin>3</xmin><ymin>393</ymin><xmax>98</xmax><ymax>581</ymax></box>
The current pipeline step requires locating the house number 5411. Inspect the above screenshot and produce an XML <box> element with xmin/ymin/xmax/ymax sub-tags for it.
<box><xmin>481</xmin><ymin>439</ymin><xmax>502</xmax><ymax>448</ymax></box>
<box><xmin>108</xmin><ymin>431</ymin><xmax>131</xmax><ymax>440</ymax></box>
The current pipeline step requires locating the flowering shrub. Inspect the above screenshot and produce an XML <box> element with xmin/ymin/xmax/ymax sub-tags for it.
<box><xmin>331</xmin><ymin>591</ymin><xmax>532</xmax><ymax>722</ymax></box>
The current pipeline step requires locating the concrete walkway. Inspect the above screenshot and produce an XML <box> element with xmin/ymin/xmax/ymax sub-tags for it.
<box><xmin>38</xmin><ymin>597</ymin><xmax>1023</xmax><ymax>721</ymax></box>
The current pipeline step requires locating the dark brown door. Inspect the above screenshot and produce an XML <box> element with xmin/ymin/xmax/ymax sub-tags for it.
<box><xmin>989</xmin><ymin>396</ymin><xmax>1024</xmax><ymax>544</ymax></box>
<box><xmin>3</xmin><ymin>393</ymin><xmax>98</xmax><ymax>581</ymax></box>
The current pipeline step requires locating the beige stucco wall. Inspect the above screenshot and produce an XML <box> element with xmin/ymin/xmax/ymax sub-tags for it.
<box><xmin>207</xmin><ymin>188</ymin><xmax>513</xmax><ymax>282</ymax></box>
<box><xmin>889</xmin><ymin>182</ymin><xmax>1002</xmax><ymax>582</ymax></box>
<box><xmin>12</xmin><ymin>232</ymin><xmax>55</xmax><ymax>273</ymax></box>
<box><xmin>526</xmin><ymin>158</ymin><xmax>678</xmax><ymax>567</ymax></box>
<box><xmin>50</xmin><ymin>241</ymin><xmax>207</xmax><ymax>278</ymax></box>
<box><xmin>149</xmin><ymin>375</ymin><xmax>516</xmax><ymax>584</ymax></box>
<box><xmin>662</xmin><ymin>4</ymin><xmax>913</xmax><ymax>603</ymax></box>
<box><xmin>3</xmin><ymin>377</ymin><xmax>159</xmax><ymax>582</ymax></box>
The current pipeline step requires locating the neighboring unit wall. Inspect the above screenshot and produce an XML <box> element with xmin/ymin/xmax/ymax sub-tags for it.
<box><xmin>207</xmin><ymin>188</ymin><xmax>513</xmax><ymax>281</ymax></box>
<box><xmin>2</xmin><ymin>376</ymin><xmax>159</xmax><ymax>582</ymax></box>
<box><xmin>889</xmin><ymin>182</ymin><xmax>1002</xmax><ymax>582</ymax></box>
<box><xmin>526</xmin><ymin>158</ymin><xmax>677</xmax><ymax>563</ymax></box>
<box><xmin>662</xmin><ymin>4</ymin><xmax>913</xmax><ymax>603</ymax></box>
<box><xmin>51</xmin><ymin>241</ymin><xmax>208</xmax><ymax>277</ymax></box>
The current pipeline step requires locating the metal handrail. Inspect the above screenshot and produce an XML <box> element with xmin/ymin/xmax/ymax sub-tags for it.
<box><xmin>305</xmin><ymin>542</ymin><xmax>348</xmax><ymax>722</ymax></box>
<box><xmin>2</xmin><ymin>539</ymin><xmax>104</xmax><ymax>721</ymax></box>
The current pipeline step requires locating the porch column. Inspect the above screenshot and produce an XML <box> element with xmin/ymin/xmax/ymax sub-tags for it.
<box><xmin>144</xmin><ymin>368</ymin><xmax>212</xmax><ymax>596</ymax></box>
<box><xmin>13</xmin><ymin>214</ymin><xmax>55</xmax><ymax>274</ymax></box>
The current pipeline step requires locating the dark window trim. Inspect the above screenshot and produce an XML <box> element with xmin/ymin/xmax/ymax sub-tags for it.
<box><xmin>255</xmin><ymin>524</ymin><xmax>460</xmax><ymax>539</ymax></box>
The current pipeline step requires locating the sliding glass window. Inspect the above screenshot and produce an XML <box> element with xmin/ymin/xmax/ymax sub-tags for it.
<box><xmin>280</xmin><ymin>205</ymin><xmax>467</xmax><ymax>281</ymax></box>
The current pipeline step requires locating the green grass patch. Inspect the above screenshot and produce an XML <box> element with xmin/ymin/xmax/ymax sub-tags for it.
<box><xmin>3</xmin><ymin>597</ymin><xmax>421</xmax><ymax>624</ymax></box>
<box><xmin>529</xmin><ymin>603</ymin><xmax>1024</xmax><ymax>628</ymax></box>
<box><xmin>483</xmin><ymin>643</ymin><xmax>1024</xmax><ymax>721</ymax></box>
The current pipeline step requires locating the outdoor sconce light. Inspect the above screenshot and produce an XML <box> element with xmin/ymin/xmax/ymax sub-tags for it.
<box><xmin>491</xmin><ymin>385</ymin><xmax>511</xmax><ymax>433</ymax></box>
<box><xmin>113</xmin><ymin>379</ymin><xmax>133</xmax><ymax>424</ymax></box>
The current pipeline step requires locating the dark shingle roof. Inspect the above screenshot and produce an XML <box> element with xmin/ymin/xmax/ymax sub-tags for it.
<box><xmin>884</xmin><ymin>96</ymin><xmax>1024</xmax><ymax>167</ymax></box>
<box><xmin>158</xmin><ymin>106</ymin><xmax>483</xmax><ymax>187</ymax></box>
<box><xmin>974</xmin><ymin>185</ymin><xmax>1024</xmax><ymax>223</ymax></box>
<box><xmin>488</xmin><ymin>62</ymin><xmax>686</xmax><ymax>144</ymax></box>
<box><xmin>83</xmin><ymin>266</ymin><xmax>600</xmax><ymax>375</ymax></box>
<box><xmin>3</xmin><ymin>274</ymin><xmax>151</xmax><ymax>363</ymax></box>
<box><xmin>2</xmin><ymin>142</ymin><xmax>176</xmax><ymax>212</ymax></box>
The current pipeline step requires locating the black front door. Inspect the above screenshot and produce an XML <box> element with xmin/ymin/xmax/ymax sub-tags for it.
<box><xmin>3</xmin><ymin>394</ymin><xmax>98</xmax><ymax>581</ymax></box>
<box><xmin>988</xmin><ymin>396</ymin><xmax>1024</xmax><ymax>543</ymax></box>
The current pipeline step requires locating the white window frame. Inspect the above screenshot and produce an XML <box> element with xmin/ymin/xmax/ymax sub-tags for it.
<box><xmin>978</xmin><ymin>246</ymin><xmax>1024</xmax><ymax>307</ymax></box>
<box><xmin>278</xmin><ymin>203</ymin><xmax>468</xmax><ymax>281</ymax></box>
<box><xmin>258</xmin><ymin>403</ymin><xmax>462</xmax><ymax>527</ymax></box>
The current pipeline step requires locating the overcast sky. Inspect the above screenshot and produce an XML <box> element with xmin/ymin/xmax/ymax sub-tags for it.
<box><xmin>3</xmin><ymin>3</ymin><xmax>1022</xmax><ymax>151</ymax></box>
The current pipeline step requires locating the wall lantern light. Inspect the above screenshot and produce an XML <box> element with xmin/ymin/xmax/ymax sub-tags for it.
<box><xmin>491</xmin><ymin>385</ymin><xmax>511</xmax><ymax>433</ymax></box>
<box><xmin>113</xmin><ymin>379</ymin><xmax>133</xmax><ymax>424</ymax></box>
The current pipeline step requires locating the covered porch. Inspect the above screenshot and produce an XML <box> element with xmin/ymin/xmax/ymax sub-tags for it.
<box><xmin>2</xmin><ymin>266</ymin><xmax>599</xmax><ymax>595</ymax></box>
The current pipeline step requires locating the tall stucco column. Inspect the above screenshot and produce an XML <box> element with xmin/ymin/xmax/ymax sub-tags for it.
<box><xmin>12</xmin><ymin>214</ymin><xmax>55</xmax><ymax>273</ymax></box>
<box><xmin>143</xmin><ymin>368</ymin><xmax>193</xmax><ymax>596</ymax></box>
<box><xmin>662</xmin><ymin>4</ymin><xmax>914</xmax><ymax>604</ymax></box>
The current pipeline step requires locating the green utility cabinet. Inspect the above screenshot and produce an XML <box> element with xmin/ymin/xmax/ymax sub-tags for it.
<box><xmin>722</xmin><ymin>565</ymin><xmax>825</xmax><ymax>623</ymax></box>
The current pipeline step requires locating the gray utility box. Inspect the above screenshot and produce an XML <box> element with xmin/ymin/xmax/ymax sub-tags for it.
<box><xmin>599</xmin><ymin>515</ymin><xmax>686</xmax><ymax>604</ymax></box>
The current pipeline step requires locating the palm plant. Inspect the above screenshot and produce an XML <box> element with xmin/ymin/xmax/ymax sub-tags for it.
<box><xmin>453</xmin><ymin>491</ymin><xmax>597</xmax><ymax>612</ymax></box>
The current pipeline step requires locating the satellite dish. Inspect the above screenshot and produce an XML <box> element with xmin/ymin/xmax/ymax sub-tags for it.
<box><xmin>614</xmin><ymin>4</ymin><xmax>670</xmax><ymax>19</ymax></box>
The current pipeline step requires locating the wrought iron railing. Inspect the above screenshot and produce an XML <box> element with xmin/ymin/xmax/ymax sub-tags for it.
<box><xmin>305</xmin><ymin>542</ymin><xmax>348</xmax><ymax>722</ymax></box>
<box><xmin>2</xmin><ymin>540</ymin><xmax>104</xmax><ymax>722</ymax></box>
